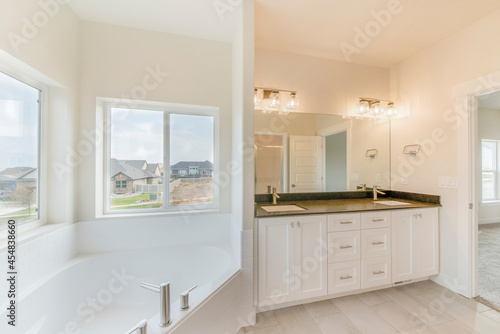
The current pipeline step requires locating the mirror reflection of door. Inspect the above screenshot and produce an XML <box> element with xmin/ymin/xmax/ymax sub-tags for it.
<box><xmin>325</xmin><ymin>131</ymin><xmax>347</xmax><ymax>191</ymax></box>
<box><xmin>289</xmin><ymin>136</ymin><xmax>323</xmax><ymax>193</ymax></box>
<box><xmin>255</xmin><ymin>134</ymin><xmax>285</xmax><ymax>193</ymax></box>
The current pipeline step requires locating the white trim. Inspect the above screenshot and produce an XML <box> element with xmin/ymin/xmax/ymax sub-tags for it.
<box><xmin>455</xmin><ymin>72</ymin><xmax>500</xmax><ymax>298</ymax></box>
<box><xmin>480</xmin><ymin>200</ymin><xmax>500</xmax><ymax>207</ymax></box>
<box><xmin>99</xmin><ymin>98</ymin><xmax>219</xmax><ymax>217</ymax></box>
<box><xmin>0</xmin><ymin>68</ymin><xmax>48</xmax><ymax>233</ymax></box>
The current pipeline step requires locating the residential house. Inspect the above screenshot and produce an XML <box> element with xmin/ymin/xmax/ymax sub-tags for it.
<box><xmin>170</xmin><ymin>160</ymin><xmax>213</xmax><ymax>177</ymax></box>
<box><xmin>110</xmin><ymin>159</ymin><xmax>159</xmax><ymax>194</ymax></box>
<box><xmin>0</xmin><ymin>167</ymin><xmax>37</xmax><ymax>196</ymax></box>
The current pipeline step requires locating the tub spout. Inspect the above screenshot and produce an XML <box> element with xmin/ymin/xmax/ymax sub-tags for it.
<box><xmin>140</xmin><ymin>281</ymin><xmax>172</xmax><ymax>327</ymax></box>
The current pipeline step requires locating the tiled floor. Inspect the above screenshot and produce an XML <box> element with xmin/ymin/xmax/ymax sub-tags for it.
<box><xmin>244</xmin><ymin>281</ymin><xmax>500</xmax><ymax>334</ymax></box>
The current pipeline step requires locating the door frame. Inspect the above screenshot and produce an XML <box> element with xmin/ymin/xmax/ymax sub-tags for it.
<box><xmin>254</xmin><ymin>131</ymin><xmax>288</xmax><ymax>193</ymax></box>
<box><xmin>455</xmin><ymin>69</ymin><xmax>500</xmax><ymax>298</ymax></box>
<box><xmin>317</xmin><ymin>120</ymin><xmax>352</xmax><ymax>191</ymax></box>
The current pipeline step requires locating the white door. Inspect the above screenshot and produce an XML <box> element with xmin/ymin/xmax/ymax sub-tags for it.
<box><xmin>294</xmin><ymin>215</ymin><xmax>328</xmax><ymax>300</ymax></box>
<box><xmin>392</xmin><ymin>210</ymin><xmax>415</xmax><ymax>283</ymax></box>
<box><xmin>415</xmin><ymin>208</ymin><xmax>439</xmax><ymax>277</ymax></box>
<box><xmin>289</xmin><ymin>136</ymin><xmax>323</xmax><ymax>193</ymax></box>
<box><xmin>258</xmin><ymin>217</ymin><xmax>295</xmax><ymax>306</ymax></box>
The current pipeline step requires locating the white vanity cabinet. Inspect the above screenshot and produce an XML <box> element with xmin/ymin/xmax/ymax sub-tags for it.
<box><xmin>391</xmin><ymin>208</ymin><xmax>439</xmax><ymax>283</ymax></box>
<box><xmin>258</xmin><ymin>215</ymin><xmax>328</xmax><ymax>306</ymax></box>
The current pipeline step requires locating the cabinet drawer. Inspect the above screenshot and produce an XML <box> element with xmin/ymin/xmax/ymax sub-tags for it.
<box><xmin>361</xmin><ymin>211</ymin><xmax>391</xmax><ymax>229</ymax></box>
<box><xmin>361</xmin><ymin>228</ymin><xmax>391</xmax><ymax>259</ymax></box>
<box><xmin>362</xmin><ymin>256</ymin><xmax>392</xmax><ymax>289</ymax></box>
<box><xmin>328</xmin><ymin>231</ymin><xmax>361</xmax><ymax>263</ymax></box>
<box><xmin>328</xmin><ymin>213</ymin><xmax>361</xmax><ymax>232</ymax></box>
<box><xmin>328</xmin><ymin>260</ymin><xmax>361</xmax><ymax>294</ymax></box>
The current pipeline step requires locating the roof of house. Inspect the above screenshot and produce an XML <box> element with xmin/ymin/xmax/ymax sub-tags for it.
<box><xmin>111</xmin><ymin>159</ymin><xmax>157</xmax><ymax>180</ymax></box>
<box><xmin>146</xmin><ymin>163</ymin><xmax>160</xmax><ymax>174</ymax></box>
<box><xmin>117</xmin><ymin>160</ymin><xmax>147</xmax><ymax>170</ymax></box>
<box><xmin>0</xmin><ymin>167</ymin><xmax>35</xmax><ymax>177</ymax></box>
<box><xmin>170</xmin><ymin>160</ymin><xmax>213</xmax><ymax>169</ymax></box>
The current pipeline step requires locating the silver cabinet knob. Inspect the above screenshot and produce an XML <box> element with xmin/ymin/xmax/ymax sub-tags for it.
<box><xmin>291</xmin><ymin>184</ymin><xmax>296</xmax><ymax>187</ymax></box>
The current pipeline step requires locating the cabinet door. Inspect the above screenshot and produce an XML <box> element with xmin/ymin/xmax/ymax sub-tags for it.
<box><xmin>415</xmin><ymin>208</ymin><xmax>439</xmax><ymax>277</ymax></box>
<box><xmin>294</xmin><ymin>215</ymin><xmax>328</xmax><ymax>300</ymax></box>
<box><xmin>328</xmin><ymin>230</ymin><xmax>361</xmax><ymax>263</ymax></box>
<box><xmin>328</xmin><ymin>260</ymin><xmax>361</xmax><ymax>294</ymax></box>
<box><xmin>258</xmin><ymin>217</ymin><xmax>295</xmax><ymax>306</ymax></box>
<box><xmin>391</xmin><ymin>210</ymin><xmax>415</xmax><ymax>283</ymax></box>
<box><xmin>361</xmin><ymin>228</ymin><xmax>391</xmax><ymax>259</ymax></box>
<box><xmin>361</xmin><ymin>256</ymin><xmax>392</xmax><ymax>289</ymax></box>
<box><xmin>328</xmin><ymin>213</ymin><xmax>361</xmax><ymax>232</ymax></box>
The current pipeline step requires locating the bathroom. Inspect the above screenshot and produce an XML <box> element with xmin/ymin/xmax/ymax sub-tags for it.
<box><xmin>1</xmin><ymin>1</ymin><xmax>500</xmax><ymax>333</ymax></box>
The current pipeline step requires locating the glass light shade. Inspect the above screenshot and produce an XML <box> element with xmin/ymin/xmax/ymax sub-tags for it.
<box><xmin>254</xmin><ymin>89</ymin><xmax>262</xmax><ymax>107</ymax></box>
<box><xmin>268</xmin><ymin>92</ymin><xmax>281</xmax><ymax>108</ymax></box>
<box><xmin>385</xmin><ymin>103</ymin><xmax>398</xmax><ymax>117</ymax></box>
<box><xmin>286</xmin><ymin>93</ymin><xmax>299</xmax><ymax>110</ymax></box>
<box><xmin>357</xmin><ymin>100</ymin><xmax>370</xmax><ymax>114</ymax></box>
<box><xmin>370</xmin><ymin>102</ymin><xmax>383</xmax><ymax>115</ymax></box>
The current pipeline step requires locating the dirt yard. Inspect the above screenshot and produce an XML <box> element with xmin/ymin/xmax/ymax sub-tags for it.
<box><xmin>169</xmin><ymin>180</ymin><xmax>214</xmax><ymax>206</ymax></box>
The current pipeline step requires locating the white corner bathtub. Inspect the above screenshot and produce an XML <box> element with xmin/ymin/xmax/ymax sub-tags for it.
<box><xmin>1</xmin><ymin>242</ymin><xmax>239</xmax><ymax>334</ymax></box>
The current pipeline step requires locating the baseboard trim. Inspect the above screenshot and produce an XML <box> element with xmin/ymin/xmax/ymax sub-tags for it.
<box><xmin>479</xmin><ymin>218</ymin><xmax>500</xmax><ymax>225</ymax></box>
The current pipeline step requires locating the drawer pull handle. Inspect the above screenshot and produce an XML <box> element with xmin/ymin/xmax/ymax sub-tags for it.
<box><xmin>340</xmin><ymin>275</ymin><xmax>353</xmax><ymax>280</ymax></box>
<box><xmin>372</xmin><ymin>218</ymin><xmax>385</xmax><ymax>222</ymax></box>
<box><xmin>413</xmin><ymin>213</ymin><xmax>422</xmax><ymax>218</ymax></box>
<box><xmin>372</xmin><ymin>241</ymin><xmax>385</xmax><ymax>245</ymax></box>
<box><xmin>340</xmin><ymin>245</ymin><xmax>353</xmax><ymax>249</ymax></box>
<box><xmin>373</xmin><ymin>270</ymin><xmax>385</xmax><ymax>275</ymax></box>
<box><xmin>340</xmin><ymin>221</ymin><xmax>353</xmax><ymax>224</ymax></box>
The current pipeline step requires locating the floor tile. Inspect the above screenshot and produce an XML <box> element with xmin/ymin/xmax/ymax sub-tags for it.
<box><xmin>482</xmin><ymin>309</ymin><xmax>500</xmax><ymax>324</ymax></box>
<box><xmin>273</xmin><ymin>305</ymin><xmax>322</xmax><ymax>334</ymax></box>
<box><xmin>248</xmin><ymin>311</ymin><xmax>279</xmax><ymax>330</ymax></box>
<box><xmin>245</xmin><ymin>326</ymin><xmax>285</xmax><ymax>334</ymax></box>
<box><xmin>370</xmin><ymin>301</ymin><xmax>427</xmax><ymax>332</ymax></box>
<box><xmin>357</xmin><ymin>290</ymin><xmax>391</xmax><ymax>306</ymax></box>
<box><xmin>314</xmin><ymin>313</ymin><xmax>361</xmax><ymax>334</ymax></box>
<box><xmin>332</xmin><ymin>295</ymin><xmax>399</xmax><ymax>333</ymax></box>
<box><xmin>304</xmin><ymin>300</ymin><xmax>340</xmax><ymax>318</ymax></box>
<box><xmin>381</xmin><ymin>286</ymin><xmax>453</xmax><ymax>325</ymax></box>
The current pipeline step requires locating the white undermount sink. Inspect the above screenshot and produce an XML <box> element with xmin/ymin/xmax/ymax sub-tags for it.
<box><xmin>261</xmin><ymin>205</ymin><xmax>306</xmax><ymax>212</ymax></box>
<box><xmin>374</xmin><ymin>200</ymin><xmax>411</xmax><ymax>206</ymax></box>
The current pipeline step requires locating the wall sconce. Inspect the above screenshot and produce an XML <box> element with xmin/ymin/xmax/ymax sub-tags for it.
<box><xmin>365</xmin><ymin>149</ymin><xmax>378</xmax><ymax>159</ymax></box>
<box><xmin>254</xmin><ymin>88</ymin><xmax>300</xmax><ymax>115</ymax></box>
<box><xmin>356</xmin><ymin>97</ymin><xmax>398</xmax><ymax>118</ymax></box>
<box><xmin>403</xmin><ymin>144</ymin><xmax>421</xmax><ymax>157</ymax></box>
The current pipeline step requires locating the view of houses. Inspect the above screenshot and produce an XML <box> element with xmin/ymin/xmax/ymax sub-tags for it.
<box><xmin>0</xmin><ymin>167</ymin><xmax>39</xmax><ymax>221</ymax></box>
<box><xmin>109</xmin><ymin>159</ymin><xmax>214</xmax><ymax>209</ymax></box>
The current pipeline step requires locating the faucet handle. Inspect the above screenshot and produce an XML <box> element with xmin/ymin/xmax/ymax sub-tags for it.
<box><xmin>140</xmin><ymin>281</ymin><xmax>170</xmax><ymax>294</ymax></box>
<box><xmin>180</xmin><ymin>285</ymin><xmax>197</xmax><ymax>310</ymax></box>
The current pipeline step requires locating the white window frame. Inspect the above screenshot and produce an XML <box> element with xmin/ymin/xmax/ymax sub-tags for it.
<box><xmin>481</xmin><ymin>139</ymin><xmax>499</xmax><ymax>202</ymax></box>
<box><xmin>0</xmin><ymin>68</ymin><xmax>47</xmax><ymax>233</ymax></box>
<box><xmin>102</xmin><ymin>100</ymin><xmax>219</xmax><ymax>216</ymax></box>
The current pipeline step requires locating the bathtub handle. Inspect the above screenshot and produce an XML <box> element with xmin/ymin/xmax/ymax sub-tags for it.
<box><xmin>180</xmin><ymin>285</ymin><xmax>198</xmax><ymax>310</ymax></box>
<box><xmin>140</xmin><ymin>281</ymin><xmax>172</xmax><ymax>327</ymax></box>
<box><xmin>124</xmin><ymin>319</ymin><xmax>147</xmax><ymax>334</ymax></box>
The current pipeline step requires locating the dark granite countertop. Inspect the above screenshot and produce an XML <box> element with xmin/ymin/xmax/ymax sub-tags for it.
<box><xmin>255</xmin><ymin>195</ymin><xmax>441</xmax><ymax>218</ymax></box>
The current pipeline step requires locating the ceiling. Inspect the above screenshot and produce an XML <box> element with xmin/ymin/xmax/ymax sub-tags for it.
<box><xmin>478</xmin><ymin>91</ymin><xmax>500</xmax><ymax>109</ymax></box>
<box><xmin>68</xmin><ymin>0</ymin><xmax>238</xmax><ymax>42</ymax></box>
<box><xmin>255</xmin><ymin>0</ymin><xmax>500</xmax><ymax>68</ymax></box>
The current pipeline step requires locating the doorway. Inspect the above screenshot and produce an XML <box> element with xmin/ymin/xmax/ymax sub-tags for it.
<box><xmin>324</xmin><ymin>131</ymin><xmax>348</xmax><ymax>191</ymax></box>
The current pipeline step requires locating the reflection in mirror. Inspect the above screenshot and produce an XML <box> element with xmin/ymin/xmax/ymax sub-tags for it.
<box><xmin>254</xmin><ymin>111</ymin><xmax>391</xmax><ymax>194</ymax></box>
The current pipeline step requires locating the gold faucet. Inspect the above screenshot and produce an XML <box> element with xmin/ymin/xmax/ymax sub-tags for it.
<box><xmin>272</xmin><ymin>187</ymin><xmax>280</xmax><ymax>204</ymax></box>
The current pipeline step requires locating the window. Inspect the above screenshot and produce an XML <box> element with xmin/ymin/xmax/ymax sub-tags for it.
<box><xmin>105</xmin><ymin>103</ymin><xmax>217</xmax><ymax>213</ymax></box>
<box><xmin>482</xmin><ymin>140</ymin><xmax>498</xmax><ymax>201</ymax></box>
<box><xmin>0</xmin><ymin>71</ymin><xmax>42</xmax><ymax>230</ymax></box>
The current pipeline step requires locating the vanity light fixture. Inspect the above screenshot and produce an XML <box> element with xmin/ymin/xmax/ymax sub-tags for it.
<box><xmin>356</xmin><ymin>97</ymin><xmax>397</xmax><ymax>118</ymax></box>
<box><xmin>403</xmin><ymin>144</ymin><xmax>421</xmax><ymax>157</ymax></box>
<box><xmin>254</xmin><ymin>88</ymin><xmax>300</xmax><ymax>114</ymax></box>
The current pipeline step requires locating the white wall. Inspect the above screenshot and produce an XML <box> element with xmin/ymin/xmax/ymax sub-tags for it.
<box><xmin>0</xmin><ymin>0</ymin><xmax>80</xmax><ymax>225</ymax></box>
<box><xmin>77</xmin><ymin>22</ymin><xmax>233</xmax><ymax>222</ymax></box>
<box><xmin>478</xmin><ymin>107</ymin><xmax>500</xmax><ymax>225</ymax></box>
<box><xmin>390</xmin><ymin>9</ymin><xmax>500</xmax><ymax>290</ymax></box>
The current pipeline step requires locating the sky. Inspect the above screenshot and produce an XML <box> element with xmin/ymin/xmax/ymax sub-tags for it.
<box><xmin>0</xmin><ymin>72</ymin><xmax>40</xmax><ymax>172</ymax></box>
<box><xmin>110</xmin><ymin>108</ymin><xmax>214</xmax><ymax>165</ymax></box>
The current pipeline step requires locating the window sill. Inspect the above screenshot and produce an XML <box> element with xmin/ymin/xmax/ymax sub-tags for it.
<box><xmin>480</xmin><ymin>200</ymin><xmax>500</xmax><ymax>207</ymax></box>
<box><xmin>97</xmin><ymin>208</ymin><xmax>220</xmax><ymax>220</ymax></box>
